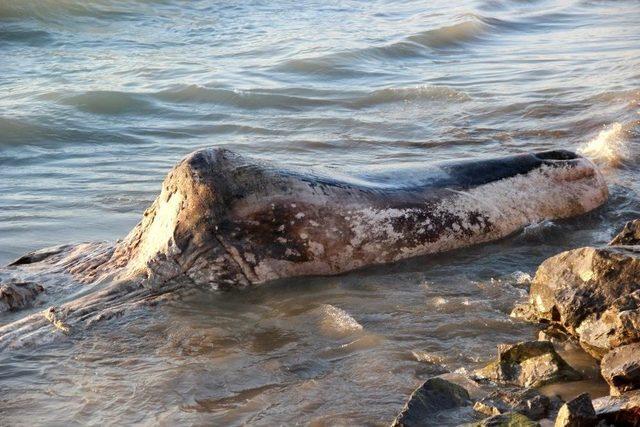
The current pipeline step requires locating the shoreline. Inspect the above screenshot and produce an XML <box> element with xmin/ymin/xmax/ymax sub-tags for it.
<box><xmin>393</xmin><ymin>219</ymin><xmax>640</xmax><ymax>426</ymax></box>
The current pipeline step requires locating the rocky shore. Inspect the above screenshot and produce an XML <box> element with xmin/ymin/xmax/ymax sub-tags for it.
<box><xmin>392</xmin><ymin>220</ymin><xmax>640</xmax><ymax>426</ymax></box>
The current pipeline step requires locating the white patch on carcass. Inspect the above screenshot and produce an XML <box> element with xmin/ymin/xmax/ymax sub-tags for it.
<box><xmin>342</xmin><ymin>160</ymin><xmax>607</xmax><ymax>264</ymax></box>
<box><xmin>125</xmin><ymin>190</ymin><xmax>184</xmax><ymax>276</ymax></box>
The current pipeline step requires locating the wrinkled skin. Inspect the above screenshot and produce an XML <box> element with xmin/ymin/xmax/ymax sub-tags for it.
<box><xmin>0</xmin><ymin>148</ymin><xmax>608</xmax><ymax>348</ymax></box>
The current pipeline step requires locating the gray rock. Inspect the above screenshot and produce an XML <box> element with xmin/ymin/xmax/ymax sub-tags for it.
<box><xmin>473</xmin><ymin>387</ymin><xmax>552</xmax><ymax>420</ymax></box>
<box><xmin>476</xmin><ymin>341</ymin><xmax>581</xmax><ymax>388</ymax></box>
<box><xmin>392</xmin><ymin>377</ymin><xmax>471</xmax><ymax>427</ymax></box>
<box><xmin>554</xmin><ymin>393</ymin><xmax>596</xmax><ymax>427</ymax></box>
<box><xmin>475</xmin><ymin>412</ymin><xmax>540</xmax><ymax>426</ymax></box>
<box><xmin>592</xmin><ymin>390</ymin><xmax>640</xmax><ymax>426</ymax></box>
<box><xmin>601</xmin><ymin>342</ymin><xmax>640</xmax><ymax>395</ymax></box>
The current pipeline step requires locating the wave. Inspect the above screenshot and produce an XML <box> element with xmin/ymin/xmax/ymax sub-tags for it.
<box><xmin>51</xmin><ymin>90</ymin><xmax>156</xmax><ymax>115</ymax></box>
<box><xmin>0</xmin><ymin>27</ymin><xmax>52</xmax><ymax>46</ymax></box>
<box><xmin>156</xmin><ymin>84</ymin><xmax>471</xmax><ymax>109</ymax></box>
<box><xmin>0</xmin><ymin>0</ymin><xmax>158</xmax><ymax>22</ymax></box>
<box><xmin>353</xmin><ymin>86</ymin><xmax>471</xmax><ymax>107</ymax></box>
<box><xmin>274</xmin><ymin>15</ymin><xmax>502</xmax><ymax>77</ymax></box>
<box><xmin>272</xmin><ymin>56</ymin><xmax>390</xmax><ymax>79</ymax></box>
<box><xmin>316</xmin><ymin>304</ymin><xmax>363</xmax><ymax>338</ymax></box>
<box><xmin>405</xmin><ymin>19</ymin><xmax>488</xmax><ymax>50</ymax></box>
<box><xmin>578</xmin><ymin>122</ymin><xmax>632</xmax><ymax>168</ymax></box>
<box><xmin>44</xmin><ymin>83</ymin><xmax>470</xmax><ymax>116</ymax></box>
<box><xmin>153</xmin><ymin>85</ymin><xmax>336</xmax><ymax>110</ymax></box>
<box><xmin>0</xmin><ymin>116</ymin><xmax>79</xmax><ymax>146</ymax></box>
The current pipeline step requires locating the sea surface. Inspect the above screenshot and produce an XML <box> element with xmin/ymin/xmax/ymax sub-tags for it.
<box><xmin>1</xmin><ymin>0</ymin><xmax>639</xmax><ymax>425</ymax></box>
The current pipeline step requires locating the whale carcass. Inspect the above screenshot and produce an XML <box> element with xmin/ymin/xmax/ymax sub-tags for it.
<box><xmin>0</xmin><ymin>148</ymin><xmax>608</xmax><ymax>346</ymax></box>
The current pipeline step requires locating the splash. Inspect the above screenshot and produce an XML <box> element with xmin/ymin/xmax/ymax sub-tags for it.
<box><xmin>578</xmin><ymin>123</ymin><xmax>630</xmax><ymax>168</ymax></box>
<box><xmin>317</xmin><ymin>304</ymin><xmax>363</xmax><ymax>337</ymax></box>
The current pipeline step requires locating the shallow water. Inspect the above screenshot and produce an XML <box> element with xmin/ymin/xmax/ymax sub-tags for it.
<box><xmin>1</xmin><ymin>0</ymin><xmax>639</xmax><ymax>425</ymax></box>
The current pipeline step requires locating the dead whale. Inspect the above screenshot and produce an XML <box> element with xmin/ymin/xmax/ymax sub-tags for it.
<box><xmin>0</xmin><ymin>148</ymin><xmax>608</xmax><ymax>347</ymax></box>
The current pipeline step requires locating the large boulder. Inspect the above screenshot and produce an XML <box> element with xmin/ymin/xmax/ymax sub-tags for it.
<box><xmin>516</xmin><ymin>220</ymin><xmax>640</xmax><ymax>359</ymax></box>
<box><xmin>601</xmin><ymin>342</ymin><xmax>640</xmax><ymax>395</ymax></box>
<box><xmin>592</xmin><ymin>390</ymin><xmax>640</xmax><ymax>426</ymax></box>
<box><xmin>392</xmin><ymin>377</ymin><xmax>471</xmax><ymax>426</ymax></box>
<box><xmin>475</xmin><ymin>341</ymin><xmax>581</xmax><ymax>388</ymax></box>
<box><xmin>553</xmin><ymin>393</ymin><xmax>596</xmax><ymax>427</ymax></box>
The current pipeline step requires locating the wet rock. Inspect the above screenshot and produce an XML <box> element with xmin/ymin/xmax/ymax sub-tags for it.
<box><xmin>437</xmin><ymin>372</ymin><xmax>490</xmax><ymax>400</ymax></box>
<box><xmin>511</xmin><ymin>302</ymin><xmax>542</xmax><ymax>323</ymax></box>
<box><xmin>538</xmin><ymin>325</ymin><xmax>574</xmax><ymax>346</ymax></box>
<box><xmin>592</xmin><ymin>390</ymin><xmax>640</xmax><ymax>426</ymax></box>
<box><xmin>529</xmin><ymin>245</ymin><xmax>640</xmax><ymax>331</ymax></box>
<box><xmin>575</xmin><ymin>289</ymin><xmax>640</xmax><ymax>359</ymax></box>
<box><xmin>473</xmin><ymin>387</ymin><xmax>552</xmax><ymax>420</ymax></box>
<box><xmin>0</xmin><ymin>281</ymin><xmax>44</xmax><ymax>312</ymax></box>
<box><xmin>476</xmin><ymin>341</ymin><xmax>581</xmax><ymax>388</ymax></box>
<box><xmin>609</xmin><ymin>220</ymin><xmax>640</xmax><ymax>246</ymax></box>
<box><xmin>601</xmin><ymin>342</ymin><xmax>640</xmax><ymax>395</ymax></box>
<box><xmin>475</xmin><ymin>412</ymin><xmax>539</xmax><ymax>426</ymax></box>
<box><xmin>392</xmin><ymin>377</ymin><xmax>471</xmax><ymax>427</ymax></box>
<box><xmin>526</xmin><ymin>243</ymin><xmax>640</xmax><ymax>359</ymax></box>
<box><xmin>553</xmin><ymin>393</ymin><xmax>596</xmax><ymax>427</ymax></box>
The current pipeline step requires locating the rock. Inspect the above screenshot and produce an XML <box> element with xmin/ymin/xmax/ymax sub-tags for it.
<box><xmin>592</xmin><ymin>390</ymin><xmax>640</xmax><ymax>426</ymax></box>
<box><xmin>511</xmin><ymin>302</ymin><xmax>543</xmax><ymax>323</ymax></box>
<box><xmin>475</xmin><ymin>399</ymin><xmax>506</xmax><ymax>417</ymax></box>
<box><xmin>437</xmin><ymin>372</ymin><xmax>490</xmax><ymax>400</ymax></box>
<box><xmin>526</xmin><ymin>243</ymin><xmax>640</xmax><ymax>359</ymax></box>
<box><xmin>538</xmin><ymin>325</ymin><xmax>574</xmax><ymax>346</ymax></box>
<box><xmin>529</xmin><ymin>245</ymin><xmax>640</xmax><ymax>331</ymax></box>
<box><xmin>601</xmin><ymin>342</ymin><xmax>640</xmax><ymax>395</ymax></box>
<box><xmin>575</xmin><ymin>289</ymin><xmax>640</xmax><ymax>359</ymax></box>
<box><xmin>473</xmin><ymin>387</ymin><xmax>552</xmax><ymax>420</ymax></box>
<box><xmin>475</xmin><ymin>412</ymin><xmax>540</xmax><ymax>426</ymax></box>
<box><xmin>0</xmin><ymin>281</ymin><xmax>44</xmax><ymax>312</ymax></box>
<box><xmin>553</xmin><ymin>393</ymin><xmax>596</xmax><ymax>427</ymax></box>
<box><xmin>392</xmin><ymin>377</ymin><xmax>471</xmax><ymax>426</ymax></box>
<box><xmin>609</xmin><ymin>220</ymin><xmax>640</xmax><ymax>246</ymax></box>
<box><xmin>476</xmin><ymin>341</ymin><xmax>581</xmax><ymax>388</ymax></box>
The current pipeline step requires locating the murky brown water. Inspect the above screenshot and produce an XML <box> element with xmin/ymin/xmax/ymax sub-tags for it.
<box><xmin>1</xmin><ymin>0</ymin><xmax>639</xmax><ymax>425</ymax></box>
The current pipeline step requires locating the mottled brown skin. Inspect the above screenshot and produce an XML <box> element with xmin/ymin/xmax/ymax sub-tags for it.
<box><xmin>0</xmin><ymin>147</ymin><xmax>607</xmax><ymax>346</ymax></box>
<box><xmin>95</xmin><ymin>147</ymin><xmax>604</xmax><ymax>288</ymax></box>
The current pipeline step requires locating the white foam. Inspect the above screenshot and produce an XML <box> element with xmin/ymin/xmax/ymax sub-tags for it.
<box><xmin>431</xmin><ymin>297</ymin><xmax>448</xmax><ymax>307</ymax></box>
<box><xmin>578</xmin><ymin>122</ymin><xmax>630</xmax><ymax>167</ymax></box>
<box><xmin>411</xmin><ymin>350</ymin><xmax>445</xmax><ymax>365</ymax></box>
<box><xmin>512</xmin><ymin>271</ymin><xmax>532</xmax><ymax>286</ymax></box>
<box><xmin>317</xmin><ymin>304</ymin><xmax>363</xmax><ymax>337</ymax></box>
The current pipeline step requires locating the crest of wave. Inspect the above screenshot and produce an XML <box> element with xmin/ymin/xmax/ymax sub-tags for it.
<box><xmin>317</xmin><ymin>304</ymin><xmax>363</xmax><ymax>338</ymax></box>
<box><xmin>578</xmin><ymin>123</ymin><xmax>630</xmax><ymax>168</ymax></box>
